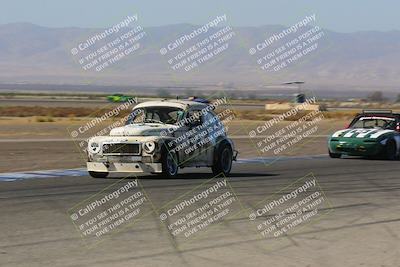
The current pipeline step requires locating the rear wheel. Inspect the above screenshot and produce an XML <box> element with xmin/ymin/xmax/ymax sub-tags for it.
<box><xmin>212</xmin><ymin>142</ymin><xmax>233</xmax><ymax>176</ymax></box>
<box><xmin>383</xmin><ymin>139</ymin><xmax>397</xmax><ymax>160</ymax></box>
<box><xmin>88</xmin><ymin>171</ymin><xmax>109</xmax><ymax>178</ymax></box>
<box><xmin>161</xmin><ymin>147</ymin><xmax>179</xmax><ymax>178</ymax></box>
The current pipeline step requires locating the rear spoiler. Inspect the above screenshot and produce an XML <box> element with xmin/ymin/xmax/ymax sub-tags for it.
<box><xmin>187</xmin><ymin>96</ymin><xmax>211</xmax><ymax>104</ymax></box>
<box><xmin>362</xmin><ymin>109</ymin><xmax>393</xmax><ymax>114</ymax></box>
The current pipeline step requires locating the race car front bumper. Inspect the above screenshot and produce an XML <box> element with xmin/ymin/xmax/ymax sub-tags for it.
<box><xmin>87</xmin><ymin>162</ymin><xmax>162</xmax><ymax>173</ymax></box>
<box><xmin>329</xmin><ymin>140</ymin><xmax>382</xmax><ymax>156</ymax></box>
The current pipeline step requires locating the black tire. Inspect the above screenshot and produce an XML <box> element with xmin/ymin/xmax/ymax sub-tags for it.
<box><xmin>161</xmin><ymin>146</ymin><xmax>179</xmax><ymax>178</ymax></box>
<box><xmin>329</xmin><ymin>151</ymin><xmax>341</xmax><ymax>158</ymax></box>
<box><xmin>212</xmin><ymin>142</ymin><xmax>233</xmax><ymax>176</ymax></box>
<box><xmin>88</xmin><ymin>171</ymin><xmax>109</xmax><ymax>178</ymax></box>
<box><xmin>383</xmin><ymin>139</ymin><xmax>397</xmax><ymax>160</ymax></box>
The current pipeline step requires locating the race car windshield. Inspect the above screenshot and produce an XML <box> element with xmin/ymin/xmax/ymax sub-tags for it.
<box><xmin>351</xmin><ymin>117</ymin><xmax>396</xmax><ymax>130</ymax></box>
<box><xmin>125</xmin><ymin>106</ymin><xmax>185</xmax><ymax>125</ymax></box>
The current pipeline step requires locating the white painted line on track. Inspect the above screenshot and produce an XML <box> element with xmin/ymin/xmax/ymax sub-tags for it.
<box><xmin>0</xmin><ymin>138</ymin><xmax>86</xmax><ymax>143</ymax></box>
<box><xmin>0</xmin><ymin>168</ymin><xmax>87</xmax><ymax>182</ymax></box>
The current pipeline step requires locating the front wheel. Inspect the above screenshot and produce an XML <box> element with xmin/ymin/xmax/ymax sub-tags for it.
<box><xmin>329</xmin><ymin>151</ymin><xmax>341</xmax><ymax>158</ymax></box>
<box><xmin>88</xmin><ymin>171</ymin><xmax>109</xmax><ymax>178</ymax></box>
<box><xmin>161</xmin><ymin>147</ymin><xmax>179</xmax><ymax>178</ymax></box>
<box><xmin>212</xmin><ymin>143</ymin><xmax>233</xmax><ymax>176</ymax></box>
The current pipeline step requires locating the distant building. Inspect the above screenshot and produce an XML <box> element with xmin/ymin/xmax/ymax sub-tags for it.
<box><xmin>265</xmin><ymin>93</ymin><xmax>320</xmax><ymax>111</ymax></box>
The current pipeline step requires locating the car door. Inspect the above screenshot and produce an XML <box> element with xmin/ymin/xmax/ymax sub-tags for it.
<box><xmin>202</xmin><ymin>110</ymin><xmax>222</xmax><ymax>164</ymax></box>
<box><xmin>166</xmin><ymin>108</ymin><xmax>198</xmax><ymax>165</ymax></box>
<box><xmin>179</xmin><ymin>108</ymin><xmax>208</xmax><ymax>165</ymax></box>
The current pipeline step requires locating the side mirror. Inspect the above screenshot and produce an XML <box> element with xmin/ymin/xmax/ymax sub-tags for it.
<box><xmin>186</xmin><ymin>111</ymin><xmax>202</xmax><ymax>128</ymax></box>
<box><xmin>189</xmin><ymin>118</ymin><xmax>201</xmax><ymax>128</ymax></box>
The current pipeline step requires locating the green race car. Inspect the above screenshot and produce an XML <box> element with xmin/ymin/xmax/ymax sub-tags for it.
<box><xmin>107</xmin><ymin>94</ymin><xmax>134</xmax><ymax>103</ymax></box>
<box><xmin>328</xmin><ymin>110</ymin><xmax>400</xmax><ymax>160</ymax></box>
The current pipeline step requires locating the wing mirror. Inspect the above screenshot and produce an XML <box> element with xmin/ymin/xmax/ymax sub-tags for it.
<box><xmin>188</xmin><ymin>118</ymin><xmax>201</xmax><ymax>127</ymax></box>
<box><xmin>186</xmin><ymin>112</ymin><xmax>202</xmax><ymax>128</ymax></box>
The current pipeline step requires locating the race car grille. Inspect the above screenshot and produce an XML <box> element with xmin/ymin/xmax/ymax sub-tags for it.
<box><xmin>102</xmin><ymin>143</ymin><xmax>141</xmax><ymax>155</ymax></box>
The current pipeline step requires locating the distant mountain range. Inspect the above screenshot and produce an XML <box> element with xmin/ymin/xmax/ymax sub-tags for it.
<box><xmin>0</xmin><ymin>22</ymin><xmax>399</xmax><ymax>94</ymax></box>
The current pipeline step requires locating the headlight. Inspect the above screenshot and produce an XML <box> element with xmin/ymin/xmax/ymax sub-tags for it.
<box><xmin>89</xmin><ymin>142</ymin><xmax>101</xmax><ymax>154</ymax></box>
<box><xmin>143</xmin><ymin>141</ymin><xmax>156</xmax><ymax>153</ymax></box>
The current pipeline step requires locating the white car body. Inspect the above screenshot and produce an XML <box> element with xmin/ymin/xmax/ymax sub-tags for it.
<box><xmin>86</xmin><ymin>99</ymin><xmax>237</xmax><ymax>177</ymax></box>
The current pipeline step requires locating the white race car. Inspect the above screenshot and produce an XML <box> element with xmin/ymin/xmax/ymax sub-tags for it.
<box><xmin>87</xmin><ymin>99</ymin><xmax>237</xmax><ymax>178</ymax></box>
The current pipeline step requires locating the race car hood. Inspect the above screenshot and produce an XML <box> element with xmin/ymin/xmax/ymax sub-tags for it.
<box><xmin>330</xmin><ymin>128</ymin><xmax>395</xmax><ymax>139</ymax></box>
<box><xmin>109</xmin><ymin>123</ymin><xmax>178</xmax><ymax>137</ymax></box>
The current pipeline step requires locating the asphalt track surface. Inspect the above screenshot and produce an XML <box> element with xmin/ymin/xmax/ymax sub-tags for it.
<box><xmin>1</xmin><ymin>156</ymin><xmax>400</xmax><ymax>267</ymax></box>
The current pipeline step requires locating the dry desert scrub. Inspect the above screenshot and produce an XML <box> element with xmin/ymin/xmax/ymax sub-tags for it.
<box><xmin>231</xmin><ymin>109</ymin><xmax>358</xmax><ymax>121</ymax></box>
<box><xmin>1</xmin><ymin>106</ymin><xmax>358</xmax><ymax>121</ymax></box>
<box><xmin>0</xmin><ymin>106</ymin><xmax>130</xmax><ymax>118</ymax></box>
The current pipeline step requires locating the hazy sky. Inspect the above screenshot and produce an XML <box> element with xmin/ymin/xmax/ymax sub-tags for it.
<box><xmin>0</xmin><ymin>0</ymin><xmax>398</xmax><ymax>32</ymax></box>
